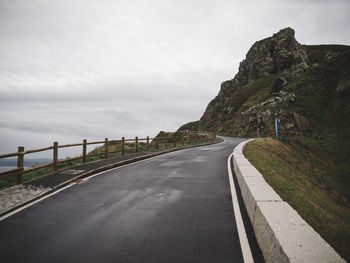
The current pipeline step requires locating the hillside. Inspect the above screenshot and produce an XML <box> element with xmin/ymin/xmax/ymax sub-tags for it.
<box><xmin>180</xmin><ymin>28</ymin><xmax>350</xmax><ymax>140</ymax></box>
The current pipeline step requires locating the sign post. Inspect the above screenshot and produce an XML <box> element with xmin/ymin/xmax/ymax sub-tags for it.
<box><xmin>275</xmin><ymin>118</ymin><xmax>281</xmax><ymax>137</ymax></box>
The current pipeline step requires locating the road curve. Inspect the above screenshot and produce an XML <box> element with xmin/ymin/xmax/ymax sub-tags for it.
<box><xmin>0</xmin><ymin>137</ymin><xmax>258</xmax><ymax>263</ymax></box>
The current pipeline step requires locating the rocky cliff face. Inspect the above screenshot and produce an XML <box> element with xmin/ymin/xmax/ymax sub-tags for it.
<box><xmin>236</xmin><ymin>27</ymin><xmax>308</xmax><ymax>84</ymax></box>
<box><xmin>181</xmin><ymin>28</ymin><xmax>350</xmax><ymax>138</ymax></box>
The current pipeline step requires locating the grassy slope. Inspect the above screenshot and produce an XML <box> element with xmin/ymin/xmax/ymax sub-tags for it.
<box><xmin>244</xmin><ymin>137</ymin><xmax>350</xmax><ymax>261</ymax></box>
<box><xmin>177</xmin><ymin>121</ymin><xmax>200</xmax><ymax>131</ymax></box>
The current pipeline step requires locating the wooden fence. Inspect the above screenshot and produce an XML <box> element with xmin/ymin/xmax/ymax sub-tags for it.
<box><xmin>0</xmin><ymin>132</ymin><xmax>216</xmax><ymax>185</ymax></box>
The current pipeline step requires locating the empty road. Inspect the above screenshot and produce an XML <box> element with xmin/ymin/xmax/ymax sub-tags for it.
<box><xmin>0</xmin><ymin>137</ymin><xmax>263</xmax><ymax>263</ymax></box>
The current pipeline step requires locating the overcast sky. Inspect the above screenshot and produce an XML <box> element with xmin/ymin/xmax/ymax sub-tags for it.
<box><xmin>1</xmin><ymin>0</ymin><xmax>349</xmax><ymax>157</ymax></box>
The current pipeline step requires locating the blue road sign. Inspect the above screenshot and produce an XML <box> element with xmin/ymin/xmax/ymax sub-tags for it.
<box><xmin>275</xmin><ymin>118</ymin><xmax>281</xmax><ymax>137</ymax></box>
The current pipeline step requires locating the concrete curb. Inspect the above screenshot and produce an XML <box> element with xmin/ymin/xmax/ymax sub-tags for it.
<box><xmin>0</xmin><ymin>138</ymin><xmax>224</xmax><ymax>218</ymax></box>
<box><xmin>233</xmin><ymin>139</ymin><xmax>345</xmax><ymax>263</ymax></box>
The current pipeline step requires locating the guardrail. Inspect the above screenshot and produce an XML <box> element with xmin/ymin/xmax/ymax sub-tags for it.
<box><xmin>0</xmin><ymin>131</ymin><xmax>216</xmax><ymax>185</ymax></box>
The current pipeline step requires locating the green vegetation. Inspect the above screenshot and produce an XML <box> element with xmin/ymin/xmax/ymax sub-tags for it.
<box><xmin>240</xmin><ymin>74</ymin><xmax>278</xmax><ymax>110</ymax></box>
<box><xmin>288</xmin><ymin>47</ymin><xmax>350</xmax><ymax>139</ymax></box>
<box><xmin>244</xmin><ymin>137</ymin><xmax>350</xmax><ymax>261</ymax></box>
<box><xmin>177</xmin><ymin>120</ymin><xmax>200</xmax><ymax>131</ymax></box>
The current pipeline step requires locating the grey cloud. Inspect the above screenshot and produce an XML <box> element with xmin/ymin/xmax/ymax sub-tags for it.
<box><xmin>1</xmin><ymin>0</ymin><xmax>350</xmax><ymax>155</ymax></box>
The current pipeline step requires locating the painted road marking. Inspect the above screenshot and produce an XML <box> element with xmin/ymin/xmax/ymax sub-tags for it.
<box><xmin>227</xmin><ymin>153</ymin><xmax>254</xmax><ymax>263</ymax></box>
<box><xmin>0</xmin><ymin>184</ymin><xmax>74</xmax><ymax>222</ymax></box>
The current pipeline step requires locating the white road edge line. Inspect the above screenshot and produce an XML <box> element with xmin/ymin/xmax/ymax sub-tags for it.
<box><xmin>227</xmin><ymin>153</ymin><xmax>254</xmax><ymax>263</ymax></box>
<box><xmin>83</xmin><ymin>157</ymin><xmax>157</xmax><ymax>180</ymax></box>
<box><xmin>0</xmin><ymin>155</ymin><xmax>160</xmax><ymax>221</ymax></box>
<box><xmin>0</xmin><ymin>184</ymin><xmax>74</xmax><ymax>222</ymax></box>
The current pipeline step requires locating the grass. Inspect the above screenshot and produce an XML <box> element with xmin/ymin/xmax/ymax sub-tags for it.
<box><xmin>244</xmin><ymin>137</ymin><xmax>350</xmax><ymax>261</ymax></box>
<box><xmin>178</xmin><ymin>120</ymin><xmax>200</xmax><ymax>131</ymax></box>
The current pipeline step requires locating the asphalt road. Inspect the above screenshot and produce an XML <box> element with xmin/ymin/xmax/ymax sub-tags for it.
<box><xmin>0</xmin><ymin>137</ymin><xmax>262</xmax><ymax>263</ymax></box>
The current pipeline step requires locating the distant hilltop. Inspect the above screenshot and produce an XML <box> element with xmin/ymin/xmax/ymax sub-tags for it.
<box><xmin>179</xmin><ymin>27</ymin><xmax>350</xmax><ymax>139</ymax></box>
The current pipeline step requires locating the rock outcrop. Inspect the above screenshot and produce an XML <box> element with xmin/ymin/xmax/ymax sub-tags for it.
<box><xmin>180</xmin><ymin>28</ymin><xmax>350</xmax><ymax>138</ymax></box>
<box><xmin>236</xmin><ymin>27</ymin><xmax>308</xmax><ymax>84</ymax></box>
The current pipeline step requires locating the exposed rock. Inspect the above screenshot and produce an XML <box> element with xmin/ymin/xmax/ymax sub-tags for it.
<box><xmin>200</xmin><ymin>28</ymin><xmax>309</xmax><ymax>133</ymax></box>
<box><xmin>336</xmin><ymin>79</ymin><xmax>350</xmax><ymax>96</ymax></box>
<box><xmin>325</xmin><ymin>50</ymin><xmax>341</xmax><ymax>61</ymax></box>
<box><xmin>272</xmin><ymin>77</ymin><xmax>287</xmax><ymax>93</ymax></box>
<box><xmin>236</xmin><ymin>27</ymin><xmax>308</xmax><ymax>84</ymax></box>
<box><xmin>280</xmin><ymin>110</ymin><xmax>290</xmax><ymax>122</ymax></box>
<box><xmin>289</xmin><ymin>95</ymin><xmax>296</xmax><ymax>104</ymax></box>
<box><xmin>284</xmin><ymin>123</ymin><xmax>295</xmax><ymax>129</ymax></box>
<box><xmin>185</xmin><ymin>28</ymin><xmax>350</xmax><ymax>138</ymax></box>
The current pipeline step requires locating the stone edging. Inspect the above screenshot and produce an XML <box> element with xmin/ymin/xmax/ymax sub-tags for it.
<box><xmin>233</xmin><ymin>139</ymin><xmax>345</xmax><ymax>263</ymax></box>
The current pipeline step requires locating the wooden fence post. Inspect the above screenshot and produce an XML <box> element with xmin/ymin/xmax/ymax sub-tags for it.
<box><xmin>104</xmin><ymin>138</ymin><xmax>108</xmax><ymax>158</ymax></box>
<box><xmin>189</xmin><ymin>136</ymin><xmax>192</xmax><ymax>145</ymax></box>
<box><xmin>135</xmin><ymin>136</ymin><xmax>138</xmax><ymax>152</ymax></box>
<box><xmin>53</xmin><ymin>142</ymin><xmax>58</xmax><ymax>171</ymax></box>
<box><xmin>146</xmin><ymin>136</ymin><xmax>149</xmax><ymax>151</ymax></box>
<box><xmin>122</xmin><ymin>137</ymin><xmax>125</xmax><ymax>155</ymax></box>
<box><xmin>83</xmin><ymin>139</ymin><xmax>87</xmax><ymax>163</ymax></box>
<box><xmin>17</xmin><ymin>146</ymin><xmax>24</xmax><ymax>184</ymax></box>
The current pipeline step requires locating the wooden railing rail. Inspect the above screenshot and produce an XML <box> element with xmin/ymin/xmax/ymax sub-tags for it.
<box><xmin>86</xmin><ymin>140</ymin><xmax>105</xmax><ymax>145</ymax></box>
<box><xmin>23</xmin><ymin>162</ymin><xmax>54</xmax><ymax>174</ymax></box>
<box><xmin>0</xmin><ymin>168</ymin><xmax>24</xmax><ymax>178</ymax></box>
<box><xmin>0</xmin><ymin>131</ymin><xmax>216</xmax><ymax>185</ymax></box>
<box><xmin>58</xmin><ymin>143</ymin><xmax>84</xmax><ymax>148</ymax></box>
<box><xmin>0</xmin><ymin>152</ymin><xmax>22</xmax><ymax>159</ymax></box>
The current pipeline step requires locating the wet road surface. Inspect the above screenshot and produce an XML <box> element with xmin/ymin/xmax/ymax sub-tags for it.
<box><xmin>0</xmin><ymin>137</ymin><xmax>260</xmax><ymax>263</ymax></box>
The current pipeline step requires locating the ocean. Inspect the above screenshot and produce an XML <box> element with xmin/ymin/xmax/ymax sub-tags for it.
<box><xmin>0</xmin><ymin>158</ymin><xmax>50</xmax><ymax>173</ymax></box>
<box><xmin>0</xmin><ymin>166</ymin><xmax>29</xmax><ymax>172</ymax></box>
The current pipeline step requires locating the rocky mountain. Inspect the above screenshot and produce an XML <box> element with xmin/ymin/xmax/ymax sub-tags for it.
<box><xmin>179</xmin><ymin>28</ymin><xmax>350</xmax><ymax>139</ymax></box>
